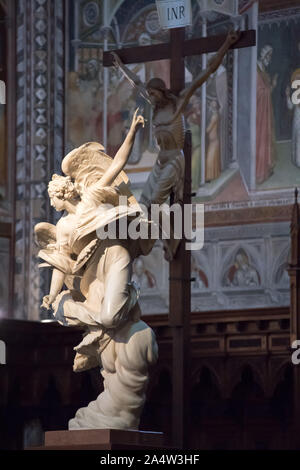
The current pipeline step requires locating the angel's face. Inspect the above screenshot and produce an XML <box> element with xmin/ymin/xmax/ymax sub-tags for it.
<box><xmin>50</xmin><ymin>196</ymin><xmax>66</xmax><ymax>212</ymax></box>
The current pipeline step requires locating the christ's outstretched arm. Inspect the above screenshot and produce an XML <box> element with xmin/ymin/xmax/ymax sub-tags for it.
<box><xmin>170</xmin><ymin>30</ymin><xmax>241</xmax><ymax>123</ymax></box>
<box><xmin>111</xmin><ymin>51</ymin><xmax>151</xmax><ymax>104</ymax></box>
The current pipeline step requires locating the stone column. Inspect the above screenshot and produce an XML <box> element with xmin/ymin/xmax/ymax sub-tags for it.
<box><xmin>15</xmin><ymin>0</ymin><xmax>64</xmax><ymax>320</ymax></box>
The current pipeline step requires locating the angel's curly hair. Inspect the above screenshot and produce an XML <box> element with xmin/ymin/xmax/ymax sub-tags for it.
<box><xmin>48</xmin><ymin>174</ymin><xmax>79</xmax><ymax>201</ymax></box>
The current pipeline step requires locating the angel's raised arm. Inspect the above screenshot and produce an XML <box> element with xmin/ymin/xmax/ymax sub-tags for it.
<box><xmin>170</xmin><ymin>30</ymin><xmax>241</xmax><ymax>123</ymax></box>
<box><xmin>97</xmin><ymin>109</ymin><xmax>145</xmax><ymax>188</ymax></box>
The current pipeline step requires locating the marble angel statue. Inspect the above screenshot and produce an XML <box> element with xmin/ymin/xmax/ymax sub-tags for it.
<box><xmin>112</xmin><ymin>30</ymin><xmax>240</xmax><ymax>259</ymax></box>
<box><xmin>34</xmin><ymin>110</ymin><xmax>158</xmax><ymax>431</ymax></box>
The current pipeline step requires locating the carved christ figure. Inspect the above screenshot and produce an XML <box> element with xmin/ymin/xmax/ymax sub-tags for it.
<box><xmin>111</xmin><ymin>30</ymin><xmax>240</xmax><ymax>209</ymax></box>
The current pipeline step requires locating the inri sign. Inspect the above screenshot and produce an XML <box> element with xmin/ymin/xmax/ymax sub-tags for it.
<box><xmin>156</xmin><ymin>0</ymin><xmax>192</xmax><ymax>29</ymax></box>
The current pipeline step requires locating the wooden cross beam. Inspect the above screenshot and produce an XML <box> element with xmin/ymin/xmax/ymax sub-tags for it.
<box><xmin>103</xmin><ymin>29</ymin><xmax>255</xmax><ymax>93</ymax></box>
<box><xmin>103</xmin><ymin>26</ymin><xmax>256</xmax><ymax>449</ymax></box>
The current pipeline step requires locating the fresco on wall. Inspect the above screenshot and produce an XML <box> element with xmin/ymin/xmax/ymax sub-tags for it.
<box><xmin>130</xmin><ymin>243</ymin><xmax>169</xmax><ymax>314</ymax></box>
<box><xmin>66</xmin><ymin>0</ymin><xmax>172</xmax><ymax>188</ymax></box>
<box><xmin>191</xmin><ymin>253</ymin><xmax>209</xmax><ymax>290</ymax></box>
<box><xmin>64</xmin><ymin>1</ymin><xmax>294</xmax><ymax>312</ymax></box>
<box><xmin>66</xmin><ymin>2</ymin><xmax>300</xmax><ymax>206</ymax></box>
<box><xmin>184</xmin><ymin>8</ymin><xmax>234</xmax><ymax>200</ymax></box>
<box><xmin>132</xmin><ymin>257</ymin><xmax>157</xmax><ymax>290</ymax></box>
<box><xmin>193</xmin><ymin>6</ymin><xmax>300</xmax><ymax>201</ymax></box>
<box><xmin>223</xmin><ymin>249</ymin><xmax>261</xmax><ymax>288</ymax></box>
<box><xmin>190</xmin><ymin>4</ymin><xmax>300</xmax><ymax>201</ymax></box>
<box><xmin>256</xmin><ymin>11</ymin><xmax>300</xmax><ymax>190</ymax></box>
<box><xmin>66</xmin><ymin>0</ymin><xmax>236</xmax><ymax>191</ymax></box>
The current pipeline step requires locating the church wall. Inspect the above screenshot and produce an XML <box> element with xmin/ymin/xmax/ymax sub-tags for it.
<box><xmin>0</xmin><ymin>0</ymin><xmax>297</xmax><ymax>320</ymax></box>
<box><xmin>0</xmin><ymin>0</ymin><xmax>297</xmax><ymax>453</ymax></box>
<box><xmin>133</xmin><ymin>221</ymin><xmax>291</xmax><ymax>314</ymax></box>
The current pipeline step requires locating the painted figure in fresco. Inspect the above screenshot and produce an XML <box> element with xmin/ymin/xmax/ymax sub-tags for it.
<box><xmin>79</xmin><ymin>58</ymin><xmax>101</xmax><ymax>95</ymax></box>
<box><xmin>206</xmin><ymin>53</ymin><xmax>228</xmax><ymax>172</ymax></box>
<box><xmin>35</xmin><ymin>110</ymin><xmax>158</xmax><ymax>431</ymax></box>
<box><xmin>112</xmin><ymin>30</ymin><xmax>241</xmax><ymax>210</ymax></box>
<box><xmin>186</xmin><ymin>94</ymin><xmax>202</xmax><ymax>191</ymax></box>
<box><xmin>132</xmin><ymin>257</ymin><xmax>156</xmax><ymax>289</ymax></box>
<box><xmin>205</xmin><ymin>100</ymin><xmax>221</xmax><ymax>182</ymax></box>
<box><xmin>67</xmin><ymin>70</ymin><xmax>103</xmax><ymax>148</ymax></box>
<box><xmin>286</xmin><ymin>69</ymin><xmax>300</xmax><ymax>168</ymax></box>
<box><xmin>191</xmin><ymin>255</ymin><xmax>208</xmax><ymax>290</ymax></box>
<box><xmin>225</xmin><ymin>251</ymin><xmax>260</xmax><ymax>287</ymax></box>
<box><xmin>256</xmin><ymin>45</ymin><xmax>277</xmax><ymax>184</ymax></box>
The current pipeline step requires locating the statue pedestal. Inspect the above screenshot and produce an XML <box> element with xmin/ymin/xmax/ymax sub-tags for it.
<box><xmin>32</xmin><ymin>429</ymin><xmax>164</xmax><ymax>450</ymax></box>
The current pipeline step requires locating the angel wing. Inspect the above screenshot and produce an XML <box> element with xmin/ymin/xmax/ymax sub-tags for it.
<box><xmin>61</xmin><ymin>142</ymin><xmax>138</xmax><ymax>208</ymax></box>
<box><xmin>34</xmin><ymin>222</ymin><xmax>57</xmax><ymax>249</ymax></box>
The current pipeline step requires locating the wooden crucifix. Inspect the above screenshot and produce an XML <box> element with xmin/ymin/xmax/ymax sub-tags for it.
<box><xmin>103</xmin><ymin>24</ymin><xmax>255</xmax><ymax>449</ymax></box>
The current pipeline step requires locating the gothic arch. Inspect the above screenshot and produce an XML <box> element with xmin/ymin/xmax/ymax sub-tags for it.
<box><xmin>121</xmin><ymin>3</ymin><xmax>157</xmax><ymax>44</ymax></box>
<box><xmin>269</xmin><ymin>363</ymin><xmax>293</xmax><ymax>423</ymax></box>
<box><xmin>270</xmin><ymin>360</ymin><xmax>293</xmax><ymax>396</ymax></box>
<box><xmin>191</xmin><ymin>361</ymin><xmax>223</xmax><ymax>395</ymax></box>
<box><xmin>272</xmin><ymin>243</ymin><xmax>290</xmax><ymax>285</ymax></box>
<box><xmin>108</xmin><ymin>0</ymin><xmax>126</xmax><ymax>25</ymax></box>
<box><xmin>191</xmin><ymin>250</ymin><xmax>211</xmax><ymax>288</ymax></box>
<box><xmin>147</xmin><ymin>365</ymin><xmax>172</xmax><ymax>397</ymax></box>
<box><xmin>190</xmin><ymin>366</ymin><xmax>223</xmax><ymax>423</ymax></box>
<box><xmin>228</xmin><ymin>362</ymin><xmax>266</xmax><ymax>397</ymax></box>
<box><xmin>141</xmin><ymin>367</ymin><xmax>172</xmax><ymax>433</ymax></box>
